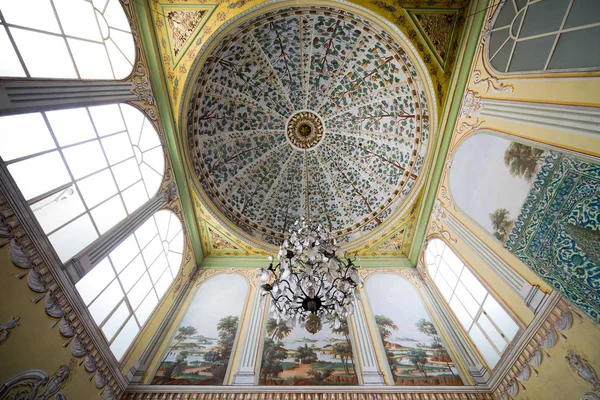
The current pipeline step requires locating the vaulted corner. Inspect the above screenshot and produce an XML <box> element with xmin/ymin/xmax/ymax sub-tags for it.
<box><xmin>1</xmin><ymin>0</ymin><xmax>600</xmax><ymax>399</ymax></box>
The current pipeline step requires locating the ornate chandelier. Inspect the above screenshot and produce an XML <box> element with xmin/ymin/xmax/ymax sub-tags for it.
<box><xmin>258</xmin><ymin>219</ymin><xmax>363</xmax><ymax>334</ymax></box>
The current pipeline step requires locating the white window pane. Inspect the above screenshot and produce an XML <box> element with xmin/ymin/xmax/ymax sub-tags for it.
<box><xmin>443</xmin><ymin>246</ymin><xmax>464</xmax><ymax>276</ymax></box>
<box><xmin>142</xmin><ymin>236</ymin><xmax>162</xmax><ymax>266</ymax></box>
<box><xmin>96</xmin><ymin>10</ymin><xmax>109</xmax><ymax>39</ymax></box>
<box><xmin>140</xmin><ymin>162</ymin><xmax>162</xmax><ymax>198</ymax></box>
<box><xmin>460</xmin><ymin>268</ymin><xmax>488</xmax><ymax>304</ymax></box>
<box><xmin>103</xmin><ymin>0</ymin><xmax>131</xmax><ymax>32</ymax></box>
<box><xmin>127</xmin><ymin>273</ymin><xmax>151</xmax><ymax>309</ymax></box>
<box><xmin>432</xmin><ymin>238</ymin><xmax>445</xmax><ymax>255</ymax></box>
<box><xmin>120</xmin><ymin>104</ymin><xmax>143</xmax><ymax>144</ymax></box>
<box><xmin>77</xmin><ymin>169</ymin><xmax>117</xmax><ymax>208</ymax></box>
<box><xmin>469</xmin><ymin>324</ymin><xmax>500</xmax><ymax>368</ymax></box>
<box><xmin>118</xmin><ymin>254</ymin><xmax>145</xmax><ymax>292</ymax></box>
<box><xmin>478</xmin><ymin>314</ymin><xmax>507</xmax><ymax>353</ymax></box>
<box><xmin>90</xmin><ymin>195</ymin><xmax>126</xmax><ymax>234</ymax></box>
<box><xmin>148</xmin><ymin>253</ymin><xmax>168</xmax><ymax>284</ymax></box>
<box><xmin>0</xmin><ymin>113</ymin><xmax>54</xmax><ymax>161</ymax></box>
<box><xmin>104</xmin><ymin>39</ymin><xmax>130</xmax><ymax>79</ymax></box>
<box><xmin>109</xmin><ymin>27</ymin><xmax>134</xmax><ymax>64</ymax></box>
<box><xmin>455</xmin><ymin>282</ymin><xmax>480</xmax><ymax>318</ymax></box>
<box><xmin>75</xmin><ymin>258</ymin><xmax>114</xmax><ymax>305</ymax></box>
<box><xmin>46</xmin><ymin>107</ymin><xmax>96</xmax><ymax>146</ymax></box>
<box><xmin>143</xmin><ymin>144</ymin><xmax>165</xmax><ymax>174</ymax></box>
<box><xmin>68</xmin><ymin>38</ymin><xmax>113</xmax><ymax>79</ymax></box>
<box><xmin>88</xmin><ymin>278</ymin><xmax>123</xmax><ymax>324</ymax></box>
<box><xmin>10</xmin><ymin>28</ymin><xmax>77</xmax><ymax>78</ymax></box>
<box><xmin>89</xmin><ymin>104</ymin><xmax>125</xmax><ymax>136</ymax></box>
<box><xmin>138</xmin><ymin>119</ymin><xmax>161</xmax><ymax>151</ymax></box>
<box><xmin>62</xmin><ymin>140</ymin><xmax>107</xmax><ymax>179</ymax></box>
<box><xmin>155</xmin><ymin>270</ymin><xmax>173</xmax><ymax>298</ymax></box>
<box><xmin>8</xmin><ymin>151</ymin><xmax>70</xmax><ymax>200</ymax></box>
<box><xmin>0</xmin><ymin>0</ymin><xmax>61</xmax><ymax>33</ymax></box>
<box><xmin>434</xmin><ymin>274</ymin><xmax>453</xmax><ymax>301</ymax></box>
<box><xmin>135</xmin><ymin>291</ymin><xmax>158</xmax><ymax>325</ymax></box>
<box><xmin>134</xmin><ymin>218</ymin><xmax>158</xmax><ymax>249</ymax></box>
<box><xmin>154</xmin><ymin>210</ymin><xmax>170</xmax><ymax>240</ymax></box>
<box><xmin>101</xmin><ymin>301</ymin><xmax>129</xmax><ymax>342</ymax></box>
<box><xmin>483</xmin><ymin>296</ymin><xmax>519</xmax><ymax>341</ymax></box>
<box><xmin>111</xmin><ymin>158</ymin><xmax>141</xmax><ymax>190</ymax></box>
<box><xmin>32</xmin><ymin>185</ymin><xmax>85</xmax><ymax>233</ymax></box>
<box><xmin>167</xmin><ymin>252</ymin><xmax>182</xmax><ymax>277</ymax></box>
<box><xmin>110</xmin><ymin>316</ymin><xmax>139</xmax><ymax>360</ymax></box>
<box><xmin>122</xmin><ymin>181</ymin><xmax>148</xmax><ymax>214</ymax></box>
<box><xmin>0</xmin><ymin>25</ymin><xmax>26</xmax><ymax>77</ymax></box>
<box><xmin>93</xmin><ymin>0</ymin><xmax>108</xmax><ymax>12</ymax></box>
<box><xmin>102</xmin><ymin>132</ymin><xmax>134</xmax><ymax>165</ymax></box>
<box><xmin>438</xmin><ymin>259</ymin><xmax>458</xmax><ymax>289</ymax></box>
<box><xmin>427</xmin><ymin>263</ymin><xmax>437</xmax><ymax>279</ymax></box>
<box><xmin>49</xmin><ymin>214</ymin><xmax>98</xmax><ymax>261</ymax></box>
<box><xmin>109</xmin><ymin>235</ymin><xmax>139</xmax><ymax>273</ymax></box>
<box><xmin>169</xmin><ymin>231</ymin><xmax>184</xmax><ymax>254</ymax></box>
<box><xmin>54</xmin><ymin>0</ymin><xmax>102</xmax><ymax>41</ymax></box>
<box><xmin>449</xmin><ymin>295</ymin><xmax>473</xmax><ymax>330</ymax></box>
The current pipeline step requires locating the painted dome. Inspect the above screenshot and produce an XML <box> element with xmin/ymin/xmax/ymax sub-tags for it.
<box><xmin>186</xmin><ymin>6</ymin><xmax>432</xmax><ymax>247</ymax></box>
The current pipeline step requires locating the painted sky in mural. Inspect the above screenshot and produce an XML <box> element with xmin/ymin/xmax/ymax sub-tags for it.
<box><xmin>151</xmin><ymin>273</ymin><xmax>248</xmax><ymax>385</ymax></box>
<box><xmin>366</xmin><ymin>273</ymin><xmax>462</xmax><ymax>386</ymax></box>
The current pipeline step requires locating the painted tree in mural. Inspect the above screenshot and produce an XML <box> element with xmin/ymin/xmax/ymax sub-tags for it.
<box><xmin>162</xmin><ymin>326</ymin><xmax>198</xmax><ymax>378</ymax></box>
<box><xmin>331</xmin><ymin>319</ymin><xmax>356</xmax><ymax>374</ymax></box>
<box><xmin>374</xmin><ymin>315</ymin><xmax>399</xmax><ymax>374</ymax></box>
<box><xmin>408</xmin><ymin>348</ymin><xmax>429</xmax><ymax>378</ymax></box>
<box><xmin>415</xmin><ymin>319</ymin><xmax>442</xmax><ymax>348</ymax></box>
<box><xmin>208</xmin><ymin>316</ymin><xmax>239</xmax><ymax>382</ymax></box>
<box><xmin>431</xmin><ymin>349</ymin><xmax>455</xmax><ymax>375</ymax></box>
<box><xmin>260</xmin><ymin>318</ymin><xmax>292</xmax><ymax>380</ymax></box>
<box><xmin>503</xmin><ymin>142</ymin><xmax>545</xmax><ymax>182</ymax></box>
<box><xmin>332</xmin><ymin>342</ymin><xmax>353</xmax><ymax>374</ymax></box>
<box><xmin>295</xmin><ymin>344</ymin><xmax>318</xmax><ymax>364</ymax></box>
<box><xmin>490</xmin><ymin>208</ymin><xmax>515</xmax><ymax>242</ymax></box>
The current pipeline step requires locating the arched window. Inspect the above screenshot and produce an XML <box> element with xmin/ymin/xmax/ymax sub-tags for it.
<box><xmin>425</xmin><ymin>238</ymin><xmax>519</xmax><ymax>368</ymax></box>
<box><xmin>0</xmin><ymin>0</ymin><xmax>135</xmax><ymax>79</ymax></box>
<box><xmin>0</xmin><ymin>103</ymin><xmax>164</xmax><ymax>262</ymax></box>
<box><xmin>487</xmin><ymin>0</ymin><xmax>600</xmax><ymax>73</ymax></box>
<box><xmin>75</xmin><ymin>210</ymin><xmax>184</xmax><ymax>361</ymax></box>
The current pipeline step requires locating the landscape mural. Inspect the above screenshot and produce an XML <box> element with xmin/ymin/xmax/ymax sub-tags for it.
<box><xmin>259</xmin><ymin>317</ymin><xmax>358</xmax><ymax>385</ymax></box>
<box><xmin>449</xmin><ymin>131</ymin><xmax>600</xmax><ymax>325</ymax></box>
<box><xmin>151</xmin><ymin>273</ymin><xmax>249</xmax><ymax>385</ymax></box>
<box><xmin>365</xmin><ymin>273</ymin><xmax>462</xmax><ymax>386</ymax></box>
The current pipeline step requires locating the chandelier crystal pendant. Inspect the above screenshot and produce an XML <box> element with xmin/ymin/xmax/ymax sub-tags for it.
<box><xmin>258</xmin><ymin>219</ymin><xmax>363</xmax><ymax>334</ymax></box>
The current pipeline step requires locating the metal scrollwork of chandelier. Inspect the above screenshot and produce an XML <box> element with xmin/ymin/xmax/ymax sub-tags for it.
<box><xmin>258</xmin><ymin>219</ymin><xmax>363</xmax><ymax>334</ymax></box>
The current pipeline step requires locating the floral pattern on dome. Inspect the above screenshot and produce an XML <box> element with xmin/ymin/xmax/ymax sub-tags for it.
<box><xmin>187</xmin><ymin>6</ymin><xmax>430</xmax><ymax>245</ymax></box>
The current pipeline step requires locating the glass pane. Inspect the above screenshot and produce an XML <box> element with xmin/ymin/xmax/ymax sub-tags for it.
<box><xmin>438</xmin><ymin>259</ymin><xmax>459</xmax><ymax>289</ymax></box>
<box><xmin>141</xmin><ymin>146</ymin><xmax>165</xmax><ymax>176</ymax></box>
<box><xmin>135</xmin><ymin>290</ymin><xmax>158</xmax><ymax>325</ymax></box>
<box><xmin>142</xmin><ymin>236</ymin><xmax>162</xmax><ymax>266</ymax></box>
<box><xmin>135</xmin><ymin>217</ymin><xmax>158</xmax><ymax>249</ymax></box>
<box><xmin>127</xmin><ymin>273</ymin><xmax>151</xmax><ymax>309</ymax></box>
<box><xmin>121</xmin><ymin>104</ymin><xmax>144</xmax><ymax>143</ymax></box>
<box><xmin>121</xmin><ymin>181</ymin><xmax>148</xmax><ymax>214</ymax></box>
<box><xmin>449</xmin><ymin>295</ymin><xmax>473</xmax><ymax>330</ymax></box>
<box><xmin>442</xmin><ymin>245</ymin><xmax>464</xmax><ymax>276</ymax></box>
<box><xmin>62</xmin><ymin>140</ymin><xmax>107</xmax><ymax>179</ymax></box>
<box><xmin>103</xmin><ymin>0</ymin><xmax>131</xmax><ymax>32</ymax></box>
<box><xmin>0</xmin><ymin>113</ymin><xmax>55</xmax><ymax>161</ymax></box>
<box><xmin>75</xmin><ymin>258</ymin><xmax>114</xmax><ymax>305</ymax></box>
<box><xmin>478</xmin><ymin>314</ymin><xmax>507</xmax><ymax>352</ymax></box>
<box><xmin>148</xmin><ymin>253</ymin><xmax>168</xmax><ymax>284</ymax></box>
<box><xmin>109</xmin><ymin>27</ymin><xmax>135</xmax><ymax>64</ymax></box>
<box><xmin>47</xmin><ymin>107</ymin><xmax>96</xmax><ymax>147</ymax></box>
<box><xmin>167</xmin><ymin>252</ymin><xmax>182</xmax><ymax>277</ymax></box>
<box><xmin>154</xmin><ymin>270</ymin><xmax>173</xmax><ymax>298</ymax></box>
<box><xmin>101</xmin><ymin>301</ymin><xmax>129</xmax><ymax>342</ymax></box>
<box><xmin>49</xmin><ymin>214</ymin><xmax>98</xmax><ymax>261</ymax></box>
<box><xmin>454</xmin><ymin>282</ymin><xmax>480</xmax><ymax>318</ymax></box>
<box><xmin>469</xmin><ymin>324</ymin><xmax>500</xmax><ymax>368</ymax></box>
<box><xmin>89</xmin><ymin>104</ymin><xmax>125</xmax><ymax>136</ymax></box>
<box><xmin>138</xmin><ymin>120</ymin><xmax>161</xmax><ymax>151</ymax></box>
<box><xmin>90</xmin><ymin>195</ymin><xmax>126</xmax><ymax>234</ymax></box>
<box><xmin>118</xmin><ymin>254</ymin><xmax>145</xmax><ymax>292</ymax></box>
<box><xmin>8</xmin><ymin>151</ymin><xmax>70</xmax><ymax>200</ymax></box>
<box><xmin>140</xmin><ymin>163</ymin><xmax>162</xmax><ymax>198</ymax></box>
<box><xmin>110</xmin><ymin>316</ymin><xmax>139</xmax><ymax>360</ymax></box>
<box><xmin>32</xmin><ymin>185</ymin><xmax>85</xmax><ymax>233</ymax></box>
<box><xmin>88</xmin><ymin>279</ymin><xmax>123</xmax><ymax>324</ymax></box>
<box><xmin>434</xmin><ymin>274</ymin><xmax>453</xmax><ymax>301</ymax></box>
<box><xmin>111</xmin><ymin>158</ymin><xmax>141</xmax><ymax>190</ymax></box>
<box><xmin>0</xmin><ymin>0</ymin><xmax>61</xmax><ymax>33</ymax></box>
<box><xmin>102</xmin><ymin>132</ymin><xmax>134</xmax><ymax>165</ymax></box>
<box><xmin>54</xmin><ymin>0</ymin><xmax>102</xmax><ymax>41</ymax></box>
<box><xmin>109</xmin><ymin>235</ymin><xmax>139</xmax><ymax>273</ymax></box>
<box><xmin>460</xmin><ymin>268</ymin><xmax>488</xmax><ymax>304</ymax></box>
<box><xmin>483</xmin><ymin>296</ymin><xmax>519</xmax><ymax>340</ymax></box>
<box><xmin>9</xmin><ymin>27</ymin><xmax>77</xmax><ymax>78</ymax></box>
<box><xmin>154</xmin><ymin>210</ymin><xmax>170</xmax><ymax>239</ymax></box>
<box><xmin>105</xmin><ymin>38</ymin><xmax>132</xmax><ymax>80</ymax></box>
<box><xmin>67</xmin><ymin>38</ymin><xmax>113</xmax><ymax>79</ymax></box>
<box><xmin>169</xmin><ymin>230</ymin><xmax>184</xmax><ymax>254</ymax></box>
<box><xmin>0</xmin><ymin>25</ymin><xmax>26</xmax><ymax>77</ymax></box>
<box><xmin>77</xmin><ymin>169</ymin><xmax>118</xmax><ymax>208</ymax></box>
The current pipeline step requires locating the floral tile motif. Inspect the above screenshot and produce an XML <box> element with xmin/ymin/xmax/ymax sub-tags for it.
<box><xmin>187</xmin><ymin>7</ymin><xmax>430</xmax><ymax>245</ymax></box>
<box><xmin>505</xmin><ymin>153</ymin><xmax>600</xmax><ymax>324</ymax></box>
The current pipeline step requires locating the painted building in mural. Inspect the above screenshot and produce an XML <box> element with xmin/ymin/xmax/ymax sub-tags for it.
<box><xmin>0</xmin><ymin>0</ymin><xmax>599</xmax><ymax>399</ymax></box>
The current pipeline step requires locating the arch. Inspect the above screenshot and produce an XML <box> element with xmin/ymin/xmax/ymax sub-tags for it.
<box><xmin>364</xmin><ymin>271</ymin><xmax>463</xmax><ymax>386</ymax></box>
<box><xmin>425</xmin><ymin>238</ymin><xmax>519</xmax><ymax>368</ymax></box>
<box><xmin>75</xmin><ymin>209</ymin><xmax>184</xmax><ymax>361</ymax></box>
<box><xmin>0</xmin><ymin>0</ymin><xmax>135</xmax><ymax>79</ymax></box>
<box><xmin>0</xmin><ymin>103</ymin><xmax>165</xmax><ymax>262</ymax></box>
<box><xmin>150</xmin><ymin>272</ymin><xmax>250</xmax><ymax>385</ymax></box>
<box><xmin>486</xmin><ymin>0</ymin><xmax>600</xmax><ymax>74</ymax></box>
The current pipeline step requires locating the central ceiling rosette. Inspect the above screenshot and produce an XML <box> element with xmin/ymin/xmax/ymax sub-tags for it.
<box><xmin>186</xmin><ymin>6</ymin><xmax>432</xmax><ymax>247</ymax></box>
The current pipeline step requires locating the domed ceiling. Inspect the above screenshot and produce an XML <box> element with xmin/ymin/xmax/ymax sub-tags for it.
<box><xmin>186</xmin><ymin>6</ymin><xmax>432</xmax><ymax>247</ymax></box>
